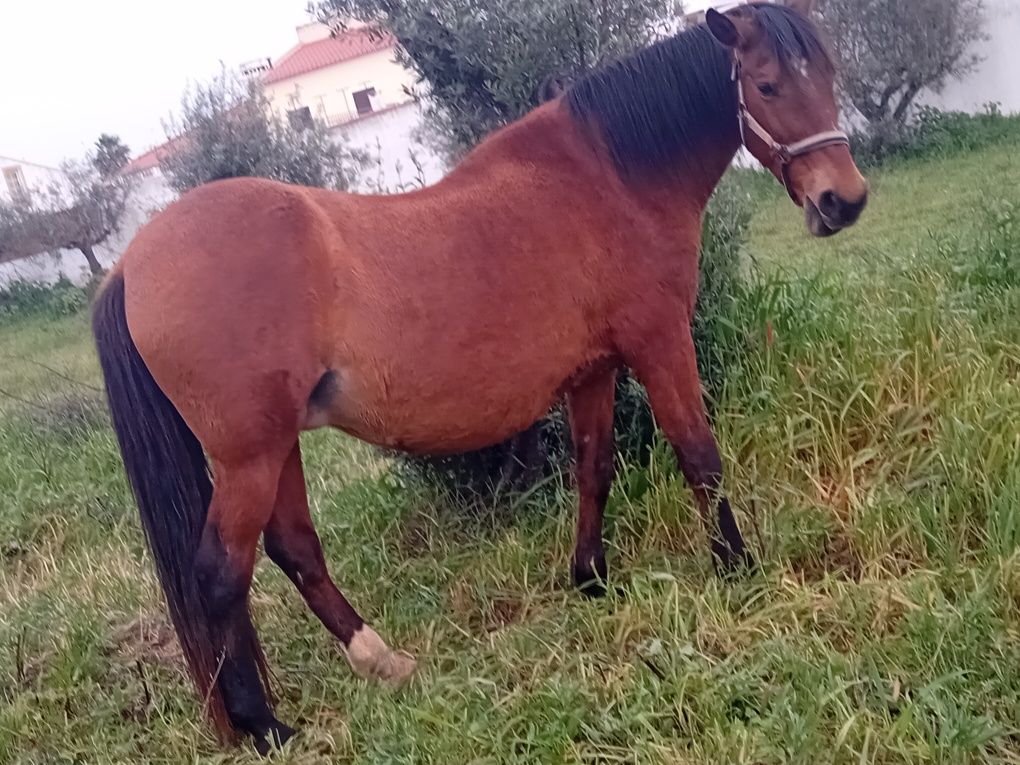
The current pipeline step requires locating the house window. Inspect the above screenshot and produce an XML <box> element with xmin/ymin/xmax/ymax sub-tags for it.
<box><xmin>287</xmin><ymin>106</ymin><xmax>314</xmax><ymax>131</ymax></box>
<box><xmin>3</xmin><ymin>165</ymin><xmax>30</xmax><ymax>204</ymax></box>
<box><xmin>352</xmin><ymin>87</ymin><xmax>377</xmax><ymax>116</ymax></box>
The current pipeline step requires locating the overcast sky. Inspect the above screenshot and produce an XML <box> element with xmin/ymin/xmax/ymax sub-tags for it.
<box><xmin>1</xmin><ymin>0</ymin><xmax>312</xmax><ymax>167</ymax></box>
<box><xmin>2</xmin><ymin>0</ymin><xmax>717</xmax><ymax>168</ymax></box>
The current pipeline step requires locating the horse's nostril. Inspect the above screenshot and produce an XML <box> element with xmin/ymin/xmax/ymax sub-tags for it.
<box><xmin>847</xmin><ymin>191</ymin><xmax>868</xmax><ymax>221</ymax></box>
<box><xmin>818</xmin><ymin>190</ymin><xmax>840</xmax><ymax>220</ymax></box>
<box><xmin>817</xmin><ymin>190</ymin><xmax>867</xmax><ymax>225</ymax></box>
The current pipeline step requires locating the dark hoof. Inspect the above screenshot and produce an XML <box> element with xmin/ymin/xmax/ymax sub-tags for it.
<box><xmin>573</xmin><ymin>555</ymin><xmax>609</xmax><ymax>598</ymax></box>
<box><xmin>712</xmin><ymin>540</ymin><xmax>756</xmax><ymax>579</ymax></box>
<box><xmin>253</xmin><ymin>721</ymin><xmax>297</xmax><ymax>756</ymax></box>
<box><xmin>576</xmin><ymin>577</ymin><xmax>608</xmax><ymax>599</ymax></box>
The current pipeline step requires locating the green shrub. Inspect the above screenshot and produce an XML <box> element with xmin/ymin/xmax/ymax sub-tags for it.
<box><xmin>694</xmin><ymin>171</ymin><xmax>755</xmax><ymax>401</ymax></box>
<box><xmin>397</xmin><ymin>175</ymin><xmax>754</xmax><ymax>502</ymax></box>
<box><xmin>0</xmin><ymin>277</ymin><xmax>90</xmax><ymax>320</ymax></box>
<box><xmin>850</xmin><ymin>105</ymin><xmax>1020</xmax><ymax>167</ymax></box>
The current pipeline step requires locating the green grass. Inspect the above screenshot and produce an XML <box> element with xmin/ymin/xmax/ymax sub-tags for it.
<box><xmin>747</xmin><ymin>140</ymin><xmax>1020</xmax><ymax>273</ymax></box>
<box><xmin>2</xmin><ymin>138</ymin><xmax>1020</xmax><ymax>764</ymax></box>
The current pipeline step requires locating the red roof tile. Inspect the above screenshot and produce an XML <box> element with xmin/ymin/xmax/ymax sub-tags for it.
<box><xmin>122</xmin><ymin>134</ymin><xmax>188</xmax><ymax>175</ymax></box>
<box><xmin>262</xmin><ymin>28</ymin><xmax>394</xmax><ymax>85</ymax></box>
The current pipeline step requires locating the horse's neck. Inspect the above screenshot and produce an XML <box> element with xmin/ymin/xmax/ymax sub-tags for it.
<box><xmin>621</xmin><ymin>139</ymin><xmax>741</xmax><ymax>229</ymax></box>
<box><xmin>653</xmin><ymin>103</ymin><xmax>744</xmax><ymax>213</ymax></box>
<box><xmin>449</xmin><ymin>100</ymin><xmax>739</xmax><ymax>230</ymax></box>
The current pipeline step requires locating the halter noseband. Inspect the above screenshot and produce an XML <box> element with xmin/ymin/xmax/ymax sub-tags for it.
<box><xmin>732</xmin><ymin>59</ymin><xmax>850</xmax><ymax>203</ymax></box>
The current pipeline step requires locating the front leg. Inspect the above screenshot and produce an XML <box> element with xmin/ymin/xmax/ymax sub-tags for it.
<box><xmin>621</xmin><ymin>323</ymin><xmax>753</xmax><ymax>574</ymax></box>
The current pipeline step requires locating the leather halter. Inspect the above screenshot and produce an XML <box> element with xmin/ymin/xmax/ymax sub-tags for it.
<box><xmin>732</xmin><ymin>59</ymin><xmax>850</xmax><ymax>203</ymax></box>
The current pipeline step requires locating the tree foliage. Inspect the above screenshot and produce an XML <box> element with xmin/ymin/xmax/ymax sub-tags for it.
<box><xmin>0</xmin><ymin>136</ymin><xmax>134</xmax><ymax>276</ymax></box>
<box><xmin>819</xmin><ymin>0</ymin><xmax>986</xmax><ymax>128</ymax></box>
<box><xmin>159</xmin><ymin>72</ymin><xmax>367</xmax><ymax>193</ymax></box>
<box><xmin>315</xmin><ymin>0</ymin><xmax>682</xmax><ymax>157</ymax></box>
<box><xmin>93</xmin><ymin>134</ymin><xmax>131</xmax><ymax>179</ymax></box>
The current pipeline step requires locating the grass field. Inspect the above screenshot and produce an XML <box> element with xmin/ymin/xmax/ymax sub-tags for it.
<box><xmin>2</xmin><ymin>138</ymin><xmax>1020</xmax><ymax>764</ymax></box>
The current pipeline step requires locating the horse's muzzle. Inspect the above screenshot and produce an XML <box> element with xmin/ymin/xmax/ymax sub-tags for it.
<box><xmin>805</xmin><ymin>189</ymin><xmax>868</xmax><ymax>237</ymax></box>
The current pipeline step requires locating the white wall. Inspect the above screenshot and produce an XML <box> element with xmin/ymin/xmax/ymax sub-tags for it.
<box><xmin>0</xmin><ymin>156</ymin><xmax>67</xmax><ymax>206</ymax></box>
<box><xmin>924</xmin><ymin>0</ymin><xmax>1020</xmax><ymax>115</ymax></box>
<box><xmin>337</xmin><ymin>101</ymin><xmax>446</xmax><ymax>192</ymax></box>
<box><xmin>262</xmin><ymin>37</ymin><xmax>447</xmax><ymax>193</ymax></box>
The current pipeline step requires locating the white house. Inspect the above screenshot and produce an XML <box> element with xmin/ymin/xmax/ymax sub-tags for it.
<box><xmin>0</xmin><ymin>153</ymin><xmax>175</xmax><ymax>288</ymax></box>
<box><xmin>259</xmin><ymin>21</ymin><xmax>445</xmax><ymax>191</ymax></box>
<box><xmin>0</xmin><ymin>156</ymin><xmax>77</xmax><ymax>287</ymax></box>
<box><xmin>122</xmin><ymin>21</ymin><xmax>444</xmax><ymax>197</ymax></box>
<box><xmin>0</xmin><ymin>156</ymin><xmax>66</xmax><ymax>207</ymax></box>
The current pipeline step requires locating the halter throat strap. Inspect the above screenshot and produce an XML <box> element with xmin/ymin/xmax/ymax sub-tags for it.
<box><xmin>731</xmin><ymin>59</ymin><xmax>849</xmax><ymax>202</ymax></box>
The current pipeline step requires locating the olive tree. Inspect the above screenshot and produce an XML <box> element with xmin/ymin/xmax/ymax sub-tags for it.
<box><xmin>160</xmin><ymin>71</ymin><xmax>367</xmax><ymax>193</ymax></box>
<box><xmin>0</xmin><ymin>135</ymin><xmax>133</xmax><ymax>277</ymax></box>
<box><xmin>819</xmin><ymin>0</ymin><xmax>986</xmax><ymax>127</ymax></box>
<box><xmin>315</xmin><ymin>0</ymin><xmax>682</xmax><ymax>158</ymax></box>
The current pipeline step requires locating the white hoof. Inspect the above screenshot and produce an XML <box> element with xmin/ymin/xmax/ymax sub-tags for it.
<box><xmin>343</xmin><ymin>625</ymin><xmax>417</xmax><ymax>686</ymax></box>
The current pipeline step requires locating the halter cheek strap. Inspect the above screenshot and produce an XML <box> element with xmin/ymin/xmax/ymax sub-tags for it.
<box><xmin>732</xmin><ymin>59</ymin><xmax>850</xmax><ymax>203</ymax></box>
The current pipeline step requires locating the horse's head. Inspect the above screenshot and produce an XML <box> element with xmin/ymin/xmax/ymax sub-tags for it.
<box><xmin>706</xmin><ymin>1</ymin><xmax>868</xmax><ymax>237</ymax></box>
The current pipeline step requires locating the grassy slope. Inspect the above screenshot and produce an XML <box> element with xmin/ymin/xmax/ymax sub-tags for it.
<box><xmin>2</xmin><ymin>141</ymin><xmax>1020</xmax><ymax>764</ymax></box>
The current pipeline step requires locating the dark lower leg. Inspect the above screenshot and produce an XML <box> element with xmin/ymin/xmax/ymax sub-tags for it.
<box><xmin>265</xmin><ymin>444</ymin><xmax>415</xmax><ymax>684</ymax></box>
<box><xmin>265</xmin><ymin>520</ymin><xmax>365</xmax><ymax>644</ymax></box>
<box><xmin>627</xmin><ymin>327</ymin><xmax>752</xmax><ymax>574</ymax></box>
<box><xmin>567</xmin><ymin>371</ymin><xmax>617</xmax><ymax>596</ymax></box>
<box><xmin>197</xmin><ymin>459</ymin><xmax>294</xmax><ymax>754</ymax></box>
<box><xmin>195</xmin><ymin>524</ymin><xmax>294</xmax><ymax>754</ymax></box>
<box><xmin>673</xmin><ymin>439</ymin><xmax>753</xmax><ymax>573</ymax></box>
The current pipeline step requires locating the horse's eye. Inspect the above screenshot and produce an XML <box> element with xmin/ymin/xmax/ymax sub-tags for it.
<box><xmin>757</xmin><ymin>83</ymin><xmax>778</xmax><ymax>98</ymax></box>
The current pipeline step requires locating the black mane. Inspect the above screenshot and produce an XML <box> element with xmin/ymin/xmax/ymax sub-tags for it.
<box><xmin>566</xmin><ymin>3</ymin><xmax>832</xmax><ymax>182</ymax></box>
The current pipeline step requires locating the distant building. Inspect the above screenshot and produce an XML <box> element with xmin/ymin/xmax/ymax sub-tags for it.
<box><xmin>0</xmin><ymin>152</ymin><xmax>173</xmax><ymax>288</ymax></box>
<box><xmin>122</xmin><ymin>21</ymin><xmax>444</xmax><ymax>196</ymax></box>
<box><xmin>259</xmin><ymin>21</ymin><xmax>444</xmax><ymax>190</ymax></box>
<box><xmin>262</xmin><ymin>23</ymin><xmax>407</xmax><ymax>131</ymax></box>
<box><xmin>0</xmin><ymin>156</ymin><xmax>76</xmax><ymax>287</ymax></box>
<box><xmin>0</xmin><ymin>156</ymin><xmax>66</xmax><ymax>207</ymax></box>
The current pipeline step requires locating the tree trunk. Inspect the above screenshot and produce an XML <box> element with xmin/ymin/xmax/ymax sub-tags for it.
<box><xmin>892</xmin><ymin>82</ymin><xmax>922</xmax><ymax>123</ymax></box>
<box><xmin>79</xmin><ymin>242</ymin><xmax>104</xmax><ymax>276</ymax></box>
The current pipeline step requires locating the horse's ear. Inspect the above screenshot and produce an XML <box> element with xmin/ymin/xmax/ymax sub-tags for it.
<box><xmin>705</xmin><ymin>8</ymin><xmax>740</xmax><ymax>48</ymax></box>
<box><xmin>785</xmin><ymin>0</ymin><xmax>818</xmax><ymax>16</ymax></box>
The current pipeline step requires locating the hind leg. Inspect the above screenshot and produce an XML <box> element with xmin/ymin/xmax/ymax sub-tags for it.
<box><xmin>195</xmin><ymin>456</ymin><xmax>296</xmax><ymax>754</ymax></box>
<box><xmin>264</xmin><ymin>442</ymin><xmax>416</xmax><ymax>684</ymax></box>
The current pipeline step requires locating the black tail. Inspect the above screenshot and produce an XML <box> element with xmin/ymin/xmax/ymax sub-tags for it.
<box><xmin>92</xmin><ymin>272</ymin><xmax>234</xmax><ymax>736</ymax></box>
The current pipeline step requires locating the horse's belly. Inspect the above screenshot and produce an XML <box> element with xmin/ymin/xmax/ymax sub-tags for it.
<box><xmin>321</xmin><ymin>353</ymin><xmax>577</xmax><ymax>455</ymax></box>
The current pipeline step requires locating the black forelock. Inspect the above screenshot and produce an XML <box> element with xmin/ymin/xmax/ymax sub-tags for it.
<box><xmin>748</xmin><ymin>3</ymin><xmax>834</xmax><ymax>75</ymax></box>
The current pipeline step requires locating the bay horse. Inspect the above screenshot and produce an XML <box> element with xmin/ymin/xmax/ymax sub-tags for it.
<box><xmin>93</xmin><ymin>0</ymin><xmax>867</xmax><ymax>753</ymax></box>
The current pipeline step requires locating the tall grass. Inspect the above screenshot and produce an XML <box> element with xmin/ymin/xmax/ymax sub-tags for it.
<box><xmin>1</xmin><ymin>142</ymin><xmax>1020</xmax><ymax>763</ymax></box>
